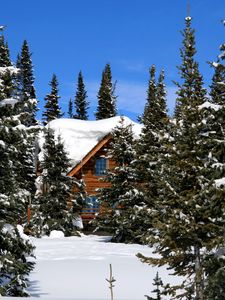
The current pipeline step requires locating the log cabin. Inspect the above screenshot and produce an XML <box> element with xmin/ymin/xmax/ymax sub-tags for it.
<box><xmin>45</xmin><ymin>116</ymin><xmax>142</xmax><ymax>224</ymax></box>
<box><xmin>67</xmin><ymin>133</ymin><xmax>115</xmax><ymax>222</ymax></box>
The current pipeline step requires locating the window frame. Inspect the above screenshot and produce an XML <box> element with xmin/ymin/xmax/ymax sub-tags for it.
<box><xmin>95</xmin><ymin>157</ymin><xmax>108</xmax><ymax>176</ymax></box>
<box><xmin>83</xmin><ymin>196</ymin><xmax>99</xmax><ymax>213</ymax></box>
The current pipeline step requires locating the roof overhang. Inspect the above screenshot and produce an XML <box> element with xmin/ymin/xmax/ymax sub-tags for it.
<box><xmin>67</xmin><ymin>134</ymin><xmax>112</xmax><ymax>177</ymax></box>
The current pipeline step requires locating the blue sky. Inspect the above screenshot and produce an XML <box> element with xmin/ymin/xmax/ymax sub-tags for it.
<box><xmin>2</xmin><ymin>0</ymin><xmax>225</xmax><ymax>121</ymax></box>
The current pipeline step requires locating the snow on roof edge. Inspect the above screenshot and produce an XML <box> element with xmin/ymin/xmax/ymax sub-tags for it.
<box><xmin>46</xmin><ymin>116</ymin><xmax>142</xmax><ymax>167</ymax></box>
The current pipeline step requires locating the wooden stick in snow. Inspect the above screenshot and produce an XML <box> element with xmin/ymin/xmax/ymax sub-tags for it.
<box><xmin>106</xmin><ymin>263</ymin><xmax>116</xmax><ymax>300</ymax></box>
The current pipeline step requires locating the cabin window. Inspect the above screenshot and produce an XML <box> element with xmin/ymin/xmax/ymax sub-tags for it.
<box><xmin>84</xmin><ymin>196</ymin><xmax>99</xmax><ymax>213</ymax></box>
<box><xmin>95</xmin><ymin>157</ymin><xmax>107</xmax><ymax>176</ymax></box>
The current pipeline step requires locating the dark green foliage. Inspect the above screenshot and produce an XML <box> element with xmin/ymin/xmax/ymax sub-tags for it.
<box><xmin>134</xmin><ymin>66</ymin><xmax>169</xmax><ymax>244</ymax></box>
<box><xmin>209</xmin><ymin>62</ymin><xmax>225</xmax><ymax>105</ymax></box>
<box><xmin>42</xmin><ymin>74</ymin><xmax>63</xmax><ymax>125</ymax></box>
<box><xmin>0</xmin><ymin>223</ymin><xmax>35</xmax><ymax>297</ymax></box>
<box><xmin>95</xmin><ymin>63</ymin><xmax>117</xmax><ymax>120</ymax></box>
<box><xmin>204</xmin><ymin>253</ymin><xmax>225</xmax><ymax>299</ymax></box>
<box><xmin>16</xmin><ymin>40</ymin><xmax>38</xmax><ymax>126</ymax></box>
<box><xmin>0</xmin><ymin>35</ymin><xmax>11</xmax><ymax>66</ymax></box>
<box><xmin>138</xmin><ymin>17</ymin><xmax>225</xmax><ymax>300</ymax></box>
<box><xmin>174</xmin><ymin>17</ymin><xmax>207</xmax><ymax>120</ymax></box>
<box><xmin>0</xmin><ymin>34</ymin><xmax>15</xmax><ymax>101</ymax></box>
<box><xmin>0</xmin><ymin>30</ymin><xmax>36</xmax><ymax>296</ymax></box>
<box><xmin>0</xmin><ymin>121</ymin><xmax>34</xmax><ymax>295</ymax></box>
<box><xmin>74</xmin><ymin>71</ymin><xmax>89</xmax><ymax>120</ymax></box>
<box><xmin>145</xmin><ymin>272</ymin><xmax>164</xmax><ymax>300</ymax></box>
<box><xmin>0</xmin><ymin>100</ymin><xmax>35</xmax><ymax>224</ymax></box>
<box><xmin>96</xmin><ymin>117</ymin><xmax>143</xmax><ymax>243</ymax></box>
<box><xmin>67</xmin><ymin>98</ymin><xmax>73</xmax><ymax>118</ymax></box>
<box><xmin>34</xmin><ymin>128</ymin><xmax>83</xmax><ymax>236</ymax></box>
<box><xmin>140</xmin><ymin>66</ymin><xmax>167</xmax><ymax>126</ymax></box>
<box><xmin>14</xmin><ymin>129</ymin><xmax>37</xmax><ymax>199</ymax></box>
<box><xmin>199</xmin><ymin>27</ymin><xmax>225</xmax><ymax>300</ymax></box>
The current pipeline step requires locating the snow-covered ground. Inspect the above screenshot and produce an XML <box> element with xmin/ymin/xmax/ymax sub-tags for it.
<box><xmin>5</xmin><ymin>233</ymin><xmax>181</xmax><ymax>300</ymax></box>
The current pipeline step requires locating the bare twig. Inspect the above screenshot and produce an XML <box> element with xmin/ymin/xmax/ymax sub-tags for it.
<box><xmin>106</xmin><ymin>264</ymin><xmax>116</xmax><ymax>300</ymax></box>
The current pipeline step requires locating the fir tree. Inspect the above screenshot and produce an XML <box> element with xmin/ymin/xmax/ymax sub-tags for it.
<box><xmin>0</xmin><ymin>30</ymin><xmax>35</xmax><ymax>296</ymax></box>
<box><xmin>67</xmin><ymin>98</ymin><xmax>73</xmax><ymax>118</ymax></box>
<box><xmin>138</xmin><ymin>16</ymin><xmax>225</xmax><ymax>300</ymax></box>
<box><xmin>198</xmin><ymin>23</ymin><xmax>225</xmax><ymax>299</ymax></box>
<box><xmin>0</xmin><ymin>34</ymin><xmax>15</xmax><ymax>101</ymax></box>
<box><xmin>42</xmin><ymin>74</ymin><xmax>63</xmax><ymax>125</ymax></box>
<box><xmin>0</xmin><ymin>35</ymin><xmax>10</xmax><ymax>66</ymax></box>
<box><xmin>74</xmin><ymin>71</ymin><xmax>89</xmax><ymax>120</ymax></box>
<box><xmin>139</xmin><ymin>65</ymin><xmax>157</xmax><ymax>123</ymax></box>
<box><xmin>14</xmin><ymin>41</ymin><xmax>39</xmax><ymax>213</ymax></box>
<box><xmin>204</xmin><ymin>253</ymin><xmax>225</xmax><ymax>300</ymax></box>
<box><xmin>16</xmin><ymin>40</ymin><xmax>38</xmax><ymax>126</ymax></box>
<box><xmin>145</xmin><ymin>272</ymin><xmax>164</xmax><ymax>300</ymax></box>
<box><xmin>0</xmin><ymin>223</ymin><xmax>35</xmax><ymax>297</ymax></box>
<box><xmin>95</xmin><ymin>63</ymin><xmax>117</xmax><ymax>120</ymax></box>
<box><xmin>134</xmin><ymin>66</ymin><xmax>169</xmax><ymax>244</ymax></box>
<box><xmin>174</xmin><ymin>16</ymin><xmax>206</xmax><ymax>120</ymax></box>
<box><xmin>34</xmin><ymin>128</ymin><xmax>84</xmax><ymax>236</ymax></box>
<box><xmin>96</xmin><ymin>117</ymin><xmax>142</xmax><ymax>243</ymax></box>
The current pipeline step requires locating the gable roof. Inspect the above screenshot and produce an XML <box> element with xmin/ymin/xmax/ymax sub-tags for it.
<box><xmin>67</xmin><ymin>134</ymin><xmax>112</xmax><ymax>177</ymax></box>
<box><xmin>41</xmin><ymin>116</ymin><xmax>142</xmax><ymax>170</ymax></box>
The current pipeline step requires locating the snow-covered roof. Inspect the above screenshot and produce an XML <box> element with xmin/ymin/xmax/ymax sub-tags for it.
<box><xmin>44</xmin><ymin>116</ymin><xmax>142</xmax><ymax>166</ymax></box>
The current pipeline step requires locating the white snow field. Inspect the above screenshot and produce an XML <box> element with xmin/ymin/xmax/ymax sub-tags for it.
<box><xmin>5</xmin><ymin>233</ymin><xmax>181</xmax><ymax>300</ymax></box>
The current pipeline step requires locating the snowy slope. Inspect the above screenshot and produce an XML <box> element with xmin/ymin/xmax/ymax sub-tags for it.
<box><xmin>40</xmin><ymin>116</ymin><xmax>142</xmax><ymax>166</ymax></box>
<box><xmin>4</xmin><ymin>234</ymin><xmax>181</xmax><ymax>300</ymax></box>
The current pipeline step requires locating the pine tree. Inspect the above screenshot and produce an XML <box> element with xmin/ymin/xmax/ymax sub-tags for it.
<box><xmin>0</xmin><ymin>29</ymin><xmax>35</xmax><ymax>296</ymax></box>
<box><xmin>134</xmin><ymin>66</ymin><xmax>169</xmax><ymax>244</ymax></box>
<box><xmin>74</xmin><ymin>71</ymin><xmax>89</xmax><ymax>120</ymax></box>
<box><xmin>198</xmin><ymin>23</ymin><xmax>225</xmax><ymax>299</ymax></box>
<box><xmin>0</xmin><ymin>34</ymin><xmax>34</xmax><ymax>222</ymax></box>
<box><xmin>174</xmin><ymin>16</ymin><xmax>206</xmax><ymax>120</ymax></box>
<box><xmin>139</xmin><ymin>65</ymin><xmax>157</xmax><ymax>123</ymax></box>
<box><xmin>16</xmin><ymin>40</ymin><xmax>38</xmax><ymax>126</ymax></box>
<box><xmin>0</xmin><ymin>223</ymin><xmax>35</xmax><ymax>297</ymax></box>
<box><xmin>204</xmin><ymin>253</ymin><xmax>225</xmax><ymax>300</ymax></box>
<box><xmin>67</xmin><ymin>98</ymin><xmax>73</xmax><ymax>118</ymax></box>
<box><xmin>96</xmin><ymin>117</ymin><xmax>143</xmax><ymax>243</ymax></box>
<box><xmin>145</xmin><ymin>272</ymin><xmax>164</xmax><ymax>300</ymax></box>
<box><xmin>95</xmin><ymin>63</ymin><xmax>117</xmax><ymax>120</ymax></box>
<box><xmin>0</xmin><ymin>35</ymin><xmax>10</xmax><ymax>66</ymax></box>
<box><xmin>42</xmin><ymin>74</ymin><xmax>63</xmax><ymax>125</ymax></box>
<box><xmin>34</xmin><ymin>128</ymin><xmax>84</xmax><ymax>236</ymax></box>
<box><xmin>0</xmin><ymin>34</ymin><xmax>15</xmax><ymax>101</ymax></box>
<box><xmin>138</xmin><ymin>16</ymin><xmax>225</xmax><ymax>300</ymax></box>
<box><xmin>14</xmin><ymin>41</ymin><xmax>39</xmax><ymax>214</ymax></box>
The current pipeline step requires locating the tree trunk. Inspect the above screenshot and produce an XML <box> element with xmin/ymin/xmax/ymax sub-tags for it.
<box><xmin>194</xmin><ymin>245</ymin><xmax>204</xmax><ymax>300</ymax></box>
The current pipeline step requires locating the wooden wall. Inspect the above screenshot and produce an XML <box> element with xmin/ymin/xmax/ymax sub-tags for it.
<box><xmin>74</xmin><ymin>145</ymin><xmax>115</xmax><ymax>195</ymax></box>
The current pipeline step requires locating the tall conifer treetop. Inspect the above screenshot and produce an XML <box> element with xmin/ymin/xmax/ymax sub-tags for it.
<box><xmin>140</xmin><ymin>65</ymin><xmax>157</xmax><ymax>124</ymax></box>
<box><xmin>95</xmin><ymin>63</ymin><xmax>117</xmax><ymax>120</ymax></box>
<box><xmin>174</xmin><ymin>16</ymin><xmax>207</xmax><ymax>119</ymax></box>
<box><xmin>0</xmin><ymin>33</ymin><xmax>15</xmax><ymax>101</ymax></box>
<box><xmin>0</xmin><ymin>35</ymin><xmax>11</xmax><ymax>67</ymax></box>
<box><xmin>74</xmin><ymin>71</ymin><xmax>89</xmax><ymax>120</ymax></box>
<box><xmin>42</xmin><ymin>74</ymin><xmax>63</xmax><ymax>125</ymax></box>
<box><xmin>17</xmin><ymin>40</ymin><xmax>38</xmax><ymax>126</ymax></box>
<box><xmin>67</xmin><ymin>98</ymin><xmax>73</xmax><ymax>118</ymax></box>
<box><xmin>134</xmin><ymin>65</ymin><xmax>169</xmax><ymax>244</ymax></box>
<box><xmin>18</xmin><ymin>40</ymin><xmax>36</xmax><ymax>100</ymax></box>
